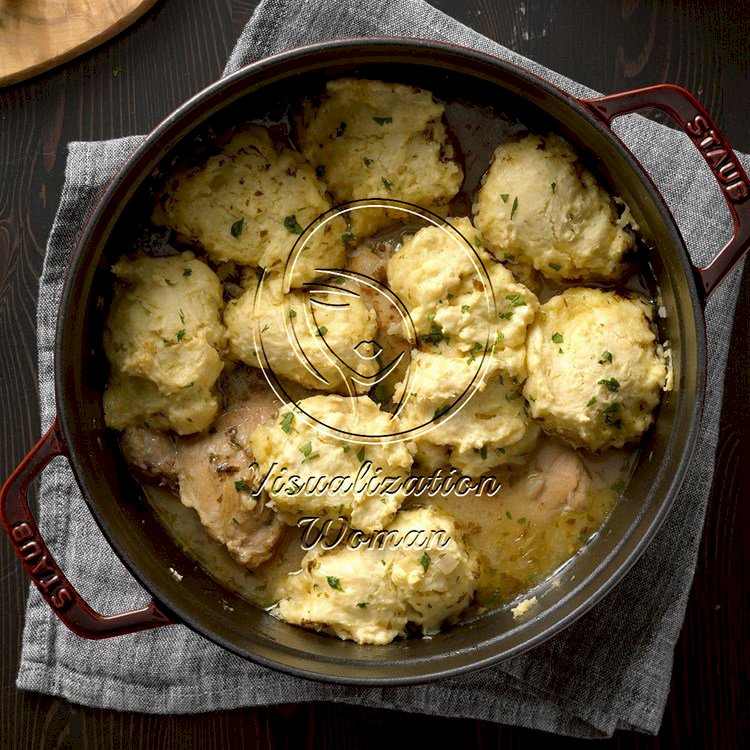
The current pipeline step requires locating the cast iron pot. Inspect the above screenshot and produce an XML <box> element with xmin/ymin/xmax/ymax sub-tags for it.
<box><xmin>3</xmin><ymin>38</ymin><xmax>749</xmax><ymax>685</ymax></box>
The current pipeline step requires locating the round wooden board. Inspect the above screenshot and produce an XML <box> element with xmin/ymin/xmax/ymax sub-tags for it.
<box><xmin>0</xmin><ymin>0</ymin><xmax>159</xmax><ymax>87</ymax></box>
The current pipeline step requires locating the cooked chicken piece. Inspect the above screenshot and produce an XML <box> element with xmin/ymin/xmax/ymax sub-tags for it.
<box><xmin>346</xmin><ymin>245</ymin><xmax>412</xmax><ymax>396</ymax></box>
<box><xmin>533</xmin><ymin>444</ymin><xmax>592</xmax><ymax>517</ymax></box>
<box><xmin>120</xmin><ymin>427</ymin><xmax>179</xmax><ymax>489</ymax></box>
<box><xmin>219</xmin><ymin>364</ymin><xmax>314</xmax><ymax>410</ymax></box>
<box><xmin>176</xmin><ymin>402</ymin><xmax>284</xmax><ymax>568</ymax></box>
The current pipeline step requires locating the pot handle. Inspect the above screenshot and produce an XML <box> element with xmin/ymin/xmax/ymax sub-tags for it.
<box><xmin>0</xmin><ymin>420</ymin><xmax>174</xmax><ymax>639</ymax></box>
<box><xmin>581</xmin><ymin>84</ymin><xmax>750</xmax><ymax>301</ymax></box>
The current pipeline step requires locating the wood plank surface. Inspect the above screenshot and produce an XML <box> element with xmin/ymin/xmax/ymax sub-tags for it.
<box><xmin>0</xmin><ymin>0</ymin><xmax>747</xmax><ymax>747</ymax></box>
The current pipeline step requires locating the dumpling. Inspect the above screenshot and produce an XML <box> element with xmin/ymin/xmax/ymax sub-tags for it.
<box><xmin>275</xmin><ymin>506</ymin><xmax>479</xmax><ymax>644</ymax></box>
<box><xmin>297</xmin><ymin>79</ymin><xmax>463</xmax><ymax>237</ymax></box>
<box><xmin>103</xmin><ymin>252</ymin><xmax>226</xmax><ymax>434</ymax></box>
<box><xmin>523</xmin><ymin>288</ymin><xmax>668</xmax><ymax>450</ymax></box>
<box><xmin>224</xmin><ymin>274</ymin><xmax>380</xmax><ymax>394</ymax></box>
<box><xmin>472</xmin><ymin>133</ymin><xmax>636</xmax><ymax>281</ymax></box>
<box><xmin>249</xmin><ymin>395</ymin><xmax>415</xmax><ymax>533</ymax></box>
<box><xmin>386</xmin><ymin>217</ymin><xmax>538</xmax><ymax>378</ymax></box>
<box><xmin>152</xmin><ymin>125</ymin><xmax>346</xmax><ymax>287</ymax></box>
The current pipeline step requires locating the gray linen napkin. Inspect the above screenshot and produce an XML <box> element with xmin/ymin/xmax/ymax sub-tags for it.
<box><xmin>16</xmin><ymin>0</ymin><xmax>747</xmax><ymax>738</ymax></box>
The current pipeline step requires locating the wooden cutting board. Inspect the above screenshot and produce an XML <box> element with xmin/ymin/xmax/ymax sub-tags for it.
<box><xmin>0</xmin><ymin>0</ymin><xmax>159</xmax><ymax>87</ymax></box>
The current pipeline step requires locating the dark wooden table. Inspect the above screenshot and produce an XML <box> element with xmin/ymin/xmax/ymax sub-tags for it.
<box><xmin>1</xmin><ymin>1</ymin><xmax>747</xmax><ymax>747</ymax></box>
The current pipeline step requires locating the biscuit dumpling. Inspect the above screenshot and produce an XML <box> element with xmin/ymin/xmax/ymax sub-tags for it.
<box><xmin>523</xmin><ymin>288</ymin><xmax>668</xmax><ymax>450</ymax></box>
<box><xmin>249</xmin><ymin>395</ymin><xmax>415</xmax><ymax>533</ymax></box>
<box><xmin>275</xmin><ymin>506</ymin><xmax>479</xmax><ymax>644</ymax></box>
<box><xmin>394</xmin><ymin>351</ymin><xmax>539</xmax><ymax>476</ymax></box>
<box><xmin>297</xmin><ymin>78</ymin><xmax>463</xmax><ymax>237</ymax></box>
<box><xmin>386</xmin><ymin>217</ymin><xmax>538</xmax><ymax>378</ymax></box>
<box><xmin>224</xmin><ymin>275</ymin><xmax>379</xmax><ymax>394</ymax></box>
<box><xmin>472</xmin><ymin>133</ymin><xmax>635</xmax><ymax>281</ymax></box>
<box><xmin>103</xmin><ymin>252</ymin><xmax>226</xmax><ymax>434</ymax></box>
<box><xmin>152</xmin><ymin>125</ymin><xmax>346</xmax><ymax>287</ymax></box>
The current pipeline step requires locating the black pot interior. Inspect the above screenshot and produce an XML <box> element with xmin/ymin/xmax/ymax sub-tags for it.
<box><xmin>55</xmin><ymin>40</ymin><xmax>705</xmax><ymax>683</ymax></box>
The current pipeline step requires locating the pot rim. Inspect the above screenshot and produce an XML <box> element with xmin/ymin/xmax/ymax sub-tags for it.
<box><xmin>54</xmin><ymin>37</ymin><xmax>707</xmax><ymax>685</ymax></box>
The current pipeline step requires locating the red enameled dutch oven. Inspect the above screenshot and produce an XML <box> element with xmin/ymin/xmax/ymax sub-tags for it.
<box><xmin>2</xmin><ymin>39</ymin><xmax>749</xmax><ymax>685</ymax></box>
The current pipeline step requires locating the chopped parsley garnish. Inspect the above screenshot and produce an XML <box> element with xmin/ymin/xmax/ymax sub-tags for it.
<box><xmin>551</xmin><ymin>181</ymin><xmax>557</xmax><ymax>193</ymax></box>
<box><xmin>500</xmin><ymin>194</ymin><xmax>509</xmax><ymax>203</ymax></box>
<box><xmin>598</xmin><ymin>350</ymin><xmax>613</xmax><ymax>364</ymax></box>
<box><xmin>284</xmin><ymin>215</ymin><xmax>303</xmax><ymax>234</ymax></box>
<box><xmin>418</xmin><ymin>552</ymin><xmax>431</xmax><ymax>573</ymax></box>
<box><xmin>427</xmin><ymin>312</ymin><xmax>436</xmax><ymax>322</ymax></box>
<box><xmin>289</xmin><ymin>309</ymin><xmax>297</xmax><ymax>318</ymax></box>
<box><xmin>363</xmin><ymin>156</ymin><xmax>373</xmax><ymax>167</ymax></box>
<box><xmin>182</xmin><ymin>268</ymin><xmax>192</xmax><ymax>277</ymax></box>
<box><xmin>342</xmin><ymin>444</ymin><xmax>350</xmax><ymax>453</ymax></box>
<box><xmin>480</xmin><ymin>446</ymin><xmax>488</xmax><ymax>460</ymax></box>
<box><xmin>474</xmin><ymin>235</ymin><xmax>483</xmax><ymax>247</ymax></box>
<box><xmin>434</xmin><ymin>404</ymin><xmax>450</xmax><ymax>420</ymax></box>
<box><xmin>234</xmin><ymin>480</ymin><xmax>252</xmax><ymax>492</ymax></box>
<box><xmin>357</xmin><ymin>446</ymin><xmax>366</xmax><ymax>463</ymax></box>
<box><xmin>316</xmin><ymin>326</ymin><xmax>328</xmax><ymax>337</ymax></box>
<box><xmin>164</xmin><ymin>278</ymin><xmax>175</xmax><ymax>286</ymax></box>
<box><xmin>461</xmin><ymin>304</ymin><xmax>470</xmax><ymax>313</ymax></box>
<box><xmin>598</xmin><ymin>377</ymin><xmax>621</xmax><ymax>392</ymax></box>
<box><xmin>498</xmin><ymin>311</ymin><xmax>514</xmax><ymax>320</ymax></box>
<box><xmin>420</xmin><ymin>324</ymin><xmax>449</xmax><ymax>346</ymax></box>
<box><xmin>510</xmin><ymin>196</ymin><xmax>519</xmax><ymax>219</ymax></box>
<box><xmin>505</xmin><ymin>390</ymin><xmax>522</xmax><ymax>402</ymax></box>
<box><xmin>551</xmin><ymin>332</ymin><xmax>564</xmax><ymax>344</ymax></box>
<box><xmin>586</xmin><ymin>396</ymin><xmax>597</xmax><ymax>407</ymax></box>
<box><xmin>179</xmin><ymin>308</ymin><xmax>185</xmax><ymax>324</ymax></box>
<box><xmin>549</xmin><ymin>262</ymin><xmax>561</xmax><ymax>271</ymax></box>
<box><xmin>505</xmin><ymin>293</ymin><xmax>526</xmax><ymax>307</ymax></box>
<box><xmin>327</xmin><ymin>576</ymin><xmax>343</xmax><ymax>591</ymax></box>
<box><xmin>176</xmin><ymin>329</ymin><xmax>186</xmax><ymax>341</ymax></box>
<box><xmin>356</xmin><ymin>602</ymin><xmax>368</xmax><ymax>609</ymax></box>
<box><xmin>505</xmin><ymin>510</ymin><xmax>512</xmax><ymax>519</ymax></box>
<box><xmin>300</xmin><ymin>441</ymin><xmax>313</xmax><ymax>457</ymax></box>
<box><xmin>230</xmin><ymin>218</ymin><xmax>244</xmax><ymax>237</ymax></box>
<box><xmin>335</xmin><ymin>122</ymin><xmax>347</xmax><ymax>137</ymax></box>
<box><xmin>280</xmin><ymin>412</ymin><xmax>294</xmax><ymax>433</ymax></box>
<box><xmin>518</xmin><ymin>517</ymin><xmax>527</xmax><ymax>525</ymax></box>
<box><xmin>381</xmin><ymin>176</ymin><xmax>393</xmax><ymax>190</ymax></box>
<box><xmin>341</xmin><ymin>232</ymin><xmax>356</xmax><ymax>245</ymax></box>
<box><xmin>373</xmin><ymin>116</ymin><xmax>393</xmax><ymax>125</ymax></box>
<box><xmin>467</xmin><ymin>342</ymin><xmax>483</xmax><ymax>363</ymax></box>
<box><xmin>301</xmin><ymin>453</ymin><xmax>320</xmax><ymax>464</ymax></box>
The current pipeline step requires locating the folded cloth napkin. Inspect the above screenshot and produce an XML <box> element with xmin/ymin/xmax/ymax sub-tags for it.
<box><xmin>16</xmin><ymin>0</ymin><xmax>747</xmax><ymax>738</ymax></box>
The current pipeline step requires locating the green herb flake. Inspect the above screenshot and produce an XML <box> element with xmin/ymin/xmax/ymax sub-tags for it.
<box><xmin>551</xmin><ymin>332</ymin><xmax>564</xmax><ymax>345</ymax></box>
<box><xmin>179</xmin><ymin>308</ymin><xmax>185</xmax><ymax>324</ymax></box>
<box><xmin>598</xmin><ymin>377</ymin><xmax>621</xmax><ymax>392</ymax></box>
<box><xmin>505</xmin><ymin>293</ymin><xmax>526</xmax><ymax>307</ymax></box>
<box><xmin>500</xmin><ymin>194</ymin><xmax>509</xmax><ymax>203</ymax></box>
<box><xmin>335</xmin><ymin>122</ymin><xmax>347</xmax><ymax>137</ymax></box>
<box><xmin>300</xmin><ymin>441</ymin><xmax>313</xmax><ymax>457</ymax></box>
<box><xmin>461</xmin><ymin>304</ymin><xmax>470</xmax><ymax>314</ymax></box>
<box><xmin>342</xmin><ymin>444</ymin><xmax>350</xmax><ymax>453</ymax></box>
<box><xmin>280</xmin><ymin>412</ymin><xmax>294</xmax><ymax>434</ymax></box>
<box><xmin>289</xmin><ymin>309</ymin><xmax>297</xmax><ymax>319</ymax></box>
<box><xmin>551</xmin><ymin>181</ymin><xmax>557</xmax><ymax>193</ymax></box>
<box><xmin>505</xmin><ymin>390</ymin><xmax>522</xmax><ymax>402</ymax></box>
<box><xmin>498</xmin><ymin>311</ymin><xmax>514</xmax><ymax>320</ymax></box>
<box><xmin>176</xmin><ymin>329</ymin><xmax>186</xmax><ymax>341</ymax></box>
<box><xmin>602</xmin><ymin>402</ymin><xmax>621</xmax><ymax>414</ymax></box>
<box><xmin>467</xmin><ymin>342</ymin><xmax>483</xmax><ymax>363</ymax></box>
<box><xmin>357</xmin><ymin>446</ymin><xmax>366</xmax><ymax>463</ymax></box>
<box><xmin>316</xmin><ymin>326</ymin><xmax>328</xmax><ymax>337</ymax></box>
<box><xmin>420</xmin><ymin>324</ymin><xmax>450</xmax><ymax>346</ymax></box>
<box><xmin>341</xmin><ymin>232</ymin><xmax>356</xmax><ymax>245</ymax></box>
<box><xmin>326</xmin><ymin>576</ymin><xmax>343</xmax><ymax>591</ymax></box>
<box><xmin>433</xmin><ymin>404</ymin><xmax>450</xmax><ymax>420</ymax></box>
<box><xmin>505</xmin><ymin>510</ymin><xmax>512</xmax><ymax>520</ymax></box>
<box><xmin>363</xmin><ymin>156</ymin><xmax>373</xmax><ymax>167</ymax></box>
<box><xmin>510</xmin><ymin>196</ymin><xmax>519</xmax><ymax>219</ymax></box>
<box><xmin>164</xmin><ymin>278</ymin><xmax>175</xmax><ymax>286</ymax></box>
<box><xmin>549</xmin><ymin>262</ymin><xmax>561</xmax><ymax>271</ymax></box>
<box><xmin>230</xmin><ymin>218</ymin><xmax>244</xmax><ymax>238</ymax></box>
<box><xmin>418</xmin><ymin>552</ymin><xmax>431</xmax><ymax>573</ymax></box>
<box><xmin>373</xmin><ymin>116</ymin><xmax>393</xmax><ymax>125</ymax></box>
<box><xmin>586</xmin><ymin>396</ymin><xmax>597</xmax><ymax>407</ymax></box>
<box><xmin>234</xmin><ymin>480</ymin><xmax>252</xmax><ymax>492</ymax></box>
<box><xmin>182</xmin><ymin>268</ymin><xmax>192</xmax><ymax>277</ymax></box>
<box><xmin>598</xmin><ymin>350</ymin><xmax>613</xmax><ymax>364</ymax></box>
<box><xmin>480</xmin><ymin>446</ymin><xmax>488</xmax><ymax>460</ymax></box>
<box><xmin>381</xmin><ymin>176</ymin><xmax>393</xmax><ymax>190</ymax></box>
<box><xmin>301</xmin><ymin>453</ymin><xmax>320</xmax><ymax>464</ymax></box>
<box><xmin>112</xmin><ymin>65</ymin><xmax>122</xmax><ymax>77</ymax></box>
<box><xmin>518</xmin><ymin>517</ymin><xmax>527</xmax><ymax>525</ymax></box>
<box><xmin>474</xmin><ymin>235</ymin><xmax>483</xmax><ymax>247</ymax></box>
<box><xmin>284</xmin><ymin>215</ymin><xmax>303</xmax><ymax>234</ymax></box>
<box><xmin>356</xmin><ymin>602</ymin><xmax>369</xmax><ymax>609</ymax></box>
